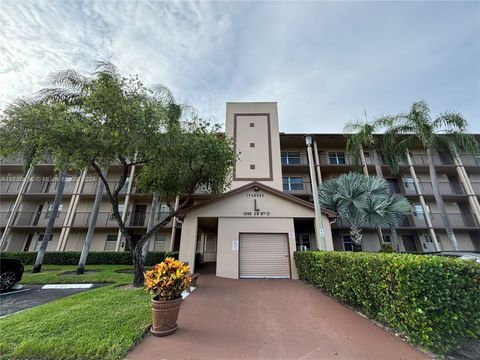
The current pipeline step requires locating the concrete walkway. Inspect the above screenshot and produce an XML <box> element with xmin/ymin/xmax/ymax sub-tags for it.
<box><xmin>127</xmin><ymin>271</ymin><xmax>430</xmax><ymax>360</ymax></box>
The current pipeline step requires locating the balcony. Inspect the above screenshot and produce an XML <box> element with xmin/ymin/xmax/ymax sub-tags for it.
<box><xmin>26</xmin><ymin>180</ymin><xmax>77</xmax><ymax>194</ymax></box>
<box><xmin>1</xmin><ymin>211</ymin><xmax>67</xmax><ymax>228</ymax></box>
<box><xmin>281</xmin><ymin>153</ymin><xmax>308</xmax><ymax>166</ymax></box>
<box><xmin>412</xmin><ymin>212</ymin><xmax>478</xmax><ymax>228</ymax></box>
<box><xmin>0</xmin><ymin>181</ymin><xmax>23</xmax><ymax>195</ymax></box>
<box><xmin>70</xmin><ymin>211</ymin><xmax>170</xmax><ymax>228</ymax></box>
<box><xmin>401</xmin><ymin>181</ymin><xmax>465</xmax><ymax>196</ymax></box>
<box><xmin>283</xmin><ymin>181</ymin><xmax>312</xmax><ymax>195</ymax></box>
<box><xmin>330</xmin><ymin>212</ymin><xmax>477</xmax><ymax>229</ymax></box>
<box><xmin>80</xmin><ymin>181</ymin><xmax>130</xmax><ymax>195</ymax></box>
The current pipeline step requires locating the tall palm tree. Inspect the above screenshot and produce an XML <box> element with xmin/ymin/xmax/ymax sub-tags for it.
<box><xmin>344</xmin><ymin>119</ymin><xmax>407</xmax><ymax>251</ymax></box>
<box><xmin>318</xmin><ymin>173</ymin><xmax>411</xmax><ymax>245</ymax></box>
<box><xmin>378</xmin><ymin>101</ymin><xmax>479</xmax><ymax>250</ymax></box>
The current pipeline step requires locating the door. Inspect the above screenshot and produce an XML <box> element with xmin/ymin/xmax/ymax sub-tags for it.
<box><xmin>131</xmin><ymin>205</ymin><xmax>147</xmax><ymax>226</ymax></box>
<box><xmin>402</xmin><ymin>235</ymin><xmax>417</xmax><ymax>252</ymax></box>
<box><xmin>296</xmin><ymin>234</ymin><xmax>311</xmax><ymax>251</ymax></box>
<box><xmin>419</xmin><ymin>234</ymin><xmax>436</xmax><ymax>252</ymax></box>
<box><xmin>239</xmin><ymin>233</ymin><xmax>290</xmax><ymax>279</ymax></box>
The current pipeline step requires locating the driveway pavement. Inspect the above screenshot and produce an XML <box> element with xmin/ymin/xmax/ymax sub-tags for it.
<box><xmin>127</xmin><ymin>271</ymin><xmax>430</xmax><ymax>360</ymax></box>
<box><xmin>0</xmin><ymin>284</ymin><xmax>104</xmax><ymax>317</ymax></box>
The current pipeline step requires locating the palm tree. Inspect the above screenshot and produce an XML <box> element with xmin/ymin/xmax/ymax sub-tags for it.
<box><xmin>318</xmin><ymin>173</ymin><xmax>411</xmax><ymax>245</ymax></box>
<box><xmin>344</xmin><ymin>119</ymin><xmax>407</xmax><ymax>251</ymax></box>
<box><xmin>378</xmin><ymin>101</ymin><xmax>479</xmax><ymax>250</ymax></box>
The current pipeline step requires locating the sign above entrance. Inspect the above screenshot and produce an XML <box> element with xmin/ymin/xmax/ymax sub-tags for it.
<box><xmin>242</xmin><ymin>191</ymin><xmax>271</xmax><ymax>216</ymax></box>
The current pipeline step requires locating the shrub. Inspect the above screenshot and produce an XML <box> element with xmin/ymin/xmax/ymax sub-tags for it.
<box><xmin>379</xmin><ymin>243</ymin><xmax>394</xmax><ymax>253</ymax></box>
<box><xmin>294</xmin><ymin>251</ymin><xmax>480</xmax><ymax>355</ymax></box>
<box><xmin>0</xmin><ymin>251</ymin><xmax>180</xmax><ymax>266</ymax></box>
<box><xmin>144</xmin><ymin>257</ymin><xmax>191</xmax><ymax>301</ymax></box>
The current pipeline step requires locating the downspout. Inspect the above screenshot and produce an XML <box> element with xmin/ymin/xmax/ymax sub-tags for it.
<box><xmin>0</xmin><ymin>165</ymin><xmax>34</xmax><ymax>251</ymax></box>
<box><xmin>406</xmin><ymin>151</ymin><xmax>441</xmax><ymax>251</ymax></box>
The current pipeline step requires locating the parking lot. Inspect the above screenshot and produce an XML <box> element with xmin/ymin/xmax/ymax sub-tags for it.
<box><xmin>0</xmin><ymin>284</ymin><xmax>104</xmax><ymax>317</ymax></box>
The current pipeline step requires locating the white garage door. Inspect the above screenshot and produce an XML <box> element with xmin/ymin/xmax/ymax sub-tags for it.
<box><xmin>239</xmin><ymin>233</ymin><xmax>290</xmax><ymax>279</ymax></box>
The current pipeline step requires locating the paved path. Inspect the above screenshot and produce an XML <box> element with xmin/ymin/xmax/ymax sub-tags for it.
<box><xmin>0</xmin><ymin>284</ymin><xmax>104</xmax><ymax>317</ymax></box>
<box><xmin>127</xmin><ymin>273</ymin><xmax>430</xmax><ymax>360</ymax></box>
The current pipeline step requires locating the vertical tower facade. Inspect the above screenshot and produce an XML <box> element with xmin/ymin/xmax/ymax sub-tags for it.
<box><xmin>225</xmin><ymin>102</ymin><xmax>283</xmax><ymax>191</ymax></box>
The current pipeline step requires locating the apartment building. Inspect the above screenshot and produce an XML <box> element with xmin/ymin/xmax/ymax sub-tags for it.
<box><xmin>1</xmin><ymin>102</ymin><xmax>479</xmax><ymax>279</ymax></box>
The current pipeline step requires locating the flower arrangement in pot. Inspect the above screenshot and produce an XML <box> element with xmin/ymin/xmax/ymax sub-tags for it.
<box><xmin>144</xmin><ymin>257</ymin><xmax>191</xmax><ymax>337</ymax></box>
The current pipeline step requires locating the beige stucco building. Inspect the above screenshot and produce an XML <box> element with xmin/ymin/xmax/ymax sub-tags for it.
<box><xmin>1</xmin><ymin>102</ymin><xmax>479</xmax><ymax>279</ymax></box>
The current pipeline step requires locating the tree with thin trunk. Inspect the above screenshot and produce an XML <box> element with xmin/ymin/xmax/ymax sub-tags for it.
<box><xmin>377</xmin><ymin>101</ymin><xmax>479</xmax><ymax>250</ymax></box>
<box><xmin>2</xmin><ymin>62</ymin><xmax>236</xmax><ymax>287</ymax></box>
<box><xmin>318</xmin><ymin>173</ymin><xmax>411</xmax><ymax>246</ymax></box>
<box><xmin>344</xmin><ymin>119</ymin><xmax>404</xmax><ymax>251</ymax></box>
<box><xmin>77</xmin><ymin>171</ymin><xmax>105</xmax><ymax>274</ymax></box>
<box><xmin>1</xmin><ymin>100</ymin><xmax>76</xmax><ymax>272</ymax></box>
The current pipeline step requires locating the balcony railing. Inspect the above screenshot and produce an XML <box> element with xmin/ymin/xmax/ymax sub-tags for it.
<box><xmin>1</xmin><ymin>211</ymin><xmax>67</xmax><ymax>227</ymax></box>
<box><xmin>0</xmin><ymin>181</ymin><xmax>23</xmax><ymax>194</ymax></box>
<box><xmin>71</xmin><ymin>211</ymin><xmax>170</xmax><ymax>227</ymax></box>
<box><xmin>331</xmin><ymin>212</ymin><xmax>477</xmax><ymax>229</ymax></box>
<box><xmin>401</xmin><ymin>181</ymin><xmax>465</xmax><ymax>196</ymax></box>
<box><xmin>283</xmin><ymin>181</ymin><xmax>312</xmax><ymax>195</ymax></box>
<box><xmin>412</xmin><ymin>212</ymin><xmax>478</xmax><ymax>228</ymax></box>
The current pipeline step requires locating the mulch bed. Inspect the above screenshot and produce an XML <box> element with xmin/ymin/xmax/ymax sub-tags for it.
<box><xmin>114</xmin><ymin>269</ymin><xmax>135</xmax><ymax>274</ymax></box>
<box><xmin>58</xmin><ymin>270</ymin><xmax>99</xmax><ymax>276</ymax></box>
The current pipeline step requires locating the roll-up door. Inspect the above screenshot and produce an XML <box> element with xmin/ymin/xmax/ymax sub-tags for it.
<box><xmin>239</xmin><ymin>233</ymin><xmax>290</xmax><ymax>278</ymax></box>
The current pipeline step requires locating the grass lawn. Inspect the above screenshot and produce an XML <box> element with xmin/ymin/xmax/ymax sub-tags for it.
<box><xmin>19</xmin><ymin>264</ymin><xmax>136</xmax><ymax>285</ymax></box>
<box><xmin>0</xmin><ymin>265</ymin><xmax>154</xmax><ymax>360</ymax></box>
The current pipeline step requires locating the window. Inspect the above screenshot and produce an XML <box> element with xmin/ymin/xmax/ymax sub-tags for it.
<box><xmin>474</xmin><ymin>155</ymin><xmax>480</xmax><ymax>165</ymax></box>
<box><xmin>45</xmin><ymin>203</ymin><xmax>63</xmax><ymax>218</ymax></box>
<box><xmin>204</xmin><ymin>234</ymin><xmax>217</xmax><ymax>253</ymax></box>
<box><xmin>383</xmin><ymin>235</ymin><xmax>392</xmax><ymax>243</ymax></box>
<box><xmin>64</xmin><ymin>176</ymin><xmax>73</xmax><ymax>182</ymax></box>
<box><xmin>328</xmin><ymin>152</ymin><xmax>346</xmax><ymax>165</ymax></box>
<box><xmin>414</xmin><ymin>204</ymin><xmax>431</xmax><ymax>221</ymax></box>
<box><xmin>250</xmin><ymin>164</ymin><xmax>255</xmax><ymax>170</ymax></box>
<box><xmin>282</xmin><ymin>177</ymin><xmax>303</xmax><ymax>191</ymax></box>
<box><xmin>35</xmin><ymin>233</ymin><xmax>53</xmax><ymax>251</ymax></box>
<box><xmin>342</xmin><ymin>235</ymin><xmax>362</xmax><ymax>252</ymax></box>
<box><xmin>281</xmin><ymin>152</ymin><xmax>301</xmax><ymax>165</ymax></box>
<box><xmin>250</xmin><ymin>143</ymin><xmax>255</xmax><ymax>148</ymax></box>
<box><xmin>249</xmin><ymin>122</ymin><xmax>255</xmax><ymax>127</ymax></box>
<box><xmin>153</xmin><ymin>233</ymin><xmax>167</xmax><ymax>251</ymax></box>
<box><xmin>104</xmin><ymin>234</ymin><xmax>117</xmax><ymax>251</ymax></box>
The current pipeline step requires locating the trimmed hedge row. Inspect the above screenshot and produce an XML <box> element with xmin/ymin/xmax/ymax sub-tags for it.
<box><xmin>0</xmin><ymin>251</ymin><xmax>180</xmax><ymax>266</ymax></box>
<box><xmin>294</xmin><ymin>251</ymin><xmax>480</xmax><ymax>355</ymax></box>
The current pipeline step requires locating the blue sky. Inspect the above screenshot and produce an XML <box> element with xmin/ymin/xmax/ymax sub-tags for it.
<box><xmin>1</xmin><ymin>1</ymin><xmax>479</xmax><ymax>132</ymax></box>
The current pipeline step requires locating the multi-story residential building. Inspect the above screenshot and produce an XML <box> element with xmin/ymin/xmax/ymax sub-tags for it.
<box><xmin>1</xmin><ymin>102</ymin><xmax>479</xmax><ymax>279</ymax></box>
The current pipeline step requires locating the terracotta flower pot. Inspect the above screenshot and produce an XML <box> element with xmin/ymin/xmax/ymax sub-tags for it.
<box><xmin>150</xmin><ymin>297</ymin><xmax>183</xmax><ymax>337</ymax></box>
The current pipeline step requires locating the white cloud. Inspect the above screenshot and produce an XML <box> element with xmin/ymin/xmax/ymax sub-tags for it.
<box><xmin>0</xmin><ymin>0</ymin><xmax>478</xmax><ymax>132</ymax></box>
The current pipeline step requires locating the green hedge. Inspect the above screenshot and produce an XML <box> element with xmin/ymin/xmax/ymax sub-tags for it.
<box><xmin>294</xmin><ymin>251</ymin><xmax>480</xmax><ymax>354</ymax></box>
<box><xmin>0</xmin><ymin>251</ymin><xmax>180</xmax><ymax>266</ymax></box>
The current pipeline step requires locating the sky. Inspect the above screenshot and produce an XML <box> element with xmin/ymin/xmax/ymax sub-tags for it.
<box><xmin>1</xmin><ymin>1</ymin><xmax>479</xmax><ymax>133</ymax></box>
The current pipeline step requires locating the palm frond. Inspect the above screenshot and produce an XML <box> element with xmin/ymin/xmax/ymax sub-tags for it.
<box><xmin>48</xmin><ymin>69</ymin><xmax>89</xmax><ymax>91</ymax></box>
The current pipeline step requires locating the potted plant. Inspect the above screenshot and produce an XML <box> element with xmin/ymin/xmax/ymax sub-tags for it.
<box><xmin>144</xmin><ymin>257</ymin><xmax>191</xmax><ymax>336</ymax></box>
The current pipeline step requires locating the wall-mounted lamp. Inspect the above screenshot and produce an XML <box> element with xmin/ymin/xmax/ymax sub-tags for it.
<box><xmin>305</xmin><ymin>135</ymin><xmax>312</xmax><ymax>146</ymax></box>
